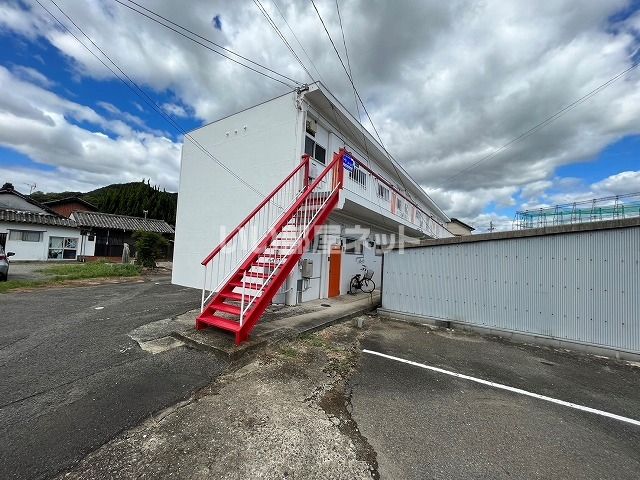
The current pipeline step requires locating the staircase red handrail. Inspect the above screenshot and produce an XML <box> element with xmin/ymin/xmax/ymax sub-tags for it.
<box><xmin>201</xmin><ymin>156</ymin><xmax>311</xmax><ymax>265</ymax></box>
<box><xmin>237</xmin><ymin>150</ymin><xmax>345</xmax><ymax>272</ymax></box>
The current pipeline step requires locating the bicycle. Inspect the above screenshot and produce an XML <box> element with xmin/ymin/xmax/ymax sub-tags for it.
<box><xmin>349</xmin><ymin>265</ymin><xmax>375</xmax><ymax>294</ymax></box>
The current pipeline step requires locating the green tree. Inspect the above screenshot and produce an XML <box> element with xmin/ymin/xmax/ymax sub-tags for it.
<box><xmin>133</xmin><ymin>231</ymin><xmax>169</xmax><ymax>268</ymax></box>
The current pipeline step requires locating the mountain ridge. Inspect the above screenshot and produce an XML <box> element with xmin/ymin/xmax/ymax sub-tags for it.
<box><xmin>29</xmin><ymin>181</ymin><xmax>178</xmax><ymax>225</ymax></box>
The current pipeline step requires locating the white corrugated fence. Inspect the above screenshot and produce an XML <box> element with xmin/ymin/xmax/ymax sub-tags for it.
<box><xmin>381</xmin><ymin>222</ymin><xmax>640</xmax><ymax>356</ymax></box>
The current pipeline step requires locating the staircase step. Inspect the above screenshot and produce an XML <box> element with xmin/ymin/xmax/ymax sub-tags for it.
<box><xmin>197</xmin><ymin>314</ymin><xmax>241</xmax><ymax>332</ymax></box>
<box><xmin>211</xmin><ymin>301</ymin><xmax>241</xmax><ymax>315</ymax></box>
<box><xmin>229</xmin><ymin>280</ymin><xmax>265</xmax><ymax>290</ymax></box>
<box><xmin>253</xmin><ymin>261</ymin><xmax>277</xmax><ymax>268</ymax></box>
<box><xmin>244</xmin><ymin>271</ymin><xmax>270</xmax><ymax>279</ymax></box>
<box><xmin>219</xmin><ymin>291</ymin><xmax>260</xmax><ymax>302</ymax></box>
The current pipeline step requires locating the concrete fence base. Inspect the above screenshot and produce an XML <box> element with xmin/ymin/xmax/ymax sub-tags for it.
<box><xmin>377</xmin><ymin>308</ymin><xmax>640</xmax><ymax>363</ymax></box>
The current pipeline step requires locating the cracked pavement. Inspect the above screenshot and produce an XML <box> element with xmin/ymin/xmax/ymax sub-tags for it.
<box><xmin>4</xmin><ymin>283</ymin><xmax>639</xmax><ymax>479</ymax></box>
<box><xmin>0</xmin><ymin>277</ymin><xmax>228</xmax><ymax>480</ymax></box>
<box><xmin>57</xmin><ymin>321</ymin><xmax>376</xmax><ymax>480</ymax></box>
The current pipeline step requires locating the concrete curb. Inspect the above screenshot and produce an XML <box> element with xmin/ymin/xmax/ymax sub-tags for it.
<box><xmin>172</xmin><ymin>293</ymin><xmax>381</xmax><ymax>359</ymax></box>
<box><xmin>377</xmin><ymin>308</ymin><xmax>640</xmax><ymax>363</ymax></box>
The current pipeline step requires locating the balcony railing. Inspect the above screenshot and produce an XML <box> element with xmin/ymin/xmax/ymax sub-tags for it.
<box><xmin>342</xmin><ymin>157</ymin><xmax>449</xmax><ymax>238</ymax></box>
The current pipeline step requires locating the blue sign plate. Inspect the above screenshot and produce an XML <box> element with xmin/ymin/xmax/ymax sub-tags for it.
<box><xmin>343</xmin><ymin>154</ymin><xmax>355</xmax><ymax>172</ymax></box>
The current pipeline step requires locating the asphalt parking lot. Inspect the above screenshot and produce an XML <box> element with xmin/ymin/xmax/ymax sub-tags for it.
<box><xmin>350</xmin><ymin>319</ymin><xmax>640</xmax><ymax>479</ymax></box>
<box><xmin>0</xmin><ymin>277</ymin><xmax>228</xmax><ymax>480</ymax></box>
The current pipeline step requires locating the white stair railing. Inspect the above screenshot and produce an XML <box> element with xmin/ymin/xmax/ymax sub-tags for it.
<box><xmin>200</xmin><ymin>157</ymin><xmax>311</xmax><ymax>311</ymax></box>
<box><xmin>238</xmin><ymin>154</ymin><xmax>343</xmax><ymax>325</ymax></box>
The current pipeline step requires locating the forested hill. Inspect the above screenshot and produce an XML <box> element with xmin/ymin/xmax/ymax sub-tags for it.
<box><xmin>30</xmin><ymin>181</ymin><xmax>178</xmax><ymax>225</ymax></box>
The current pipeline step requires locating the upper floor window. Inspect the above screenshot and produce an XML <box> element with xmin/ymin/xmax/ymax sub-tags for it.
<box><xmin>377</xmin><ymin>183</ymin><xmax>390</xmax><ymax>201</ymax></box>
<box><xmin>304</xmin><ymin>116</ymin><xmax>326</xmax><ymax>164</ymax></box>
<box><xmin>304</xmin><ymin>135</ymin><xmax>326</xmax><ymax>164</ymax></box>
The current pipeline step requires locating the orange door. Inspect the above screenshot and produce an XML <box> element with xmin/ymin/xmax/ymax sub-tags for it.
<box><xmin>328</xmin><ymin>245</ymin><xmax>342</xmax><ymax>297</ymax></box>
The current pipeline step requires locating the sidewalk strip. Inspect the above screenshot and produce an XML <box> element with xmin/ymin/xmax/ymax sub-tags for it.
<box><xmin>362</xmin><ymin>349</ymin><xmax>640</xmax><ymax>427</ymax></box>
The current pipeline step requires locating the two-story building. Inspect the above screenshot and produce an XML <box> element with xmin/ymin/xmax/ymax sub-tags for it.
<box><xmin>173</xmin><ymin>83</ymin><xmax>451</xmax><ymax>315</ymax></box>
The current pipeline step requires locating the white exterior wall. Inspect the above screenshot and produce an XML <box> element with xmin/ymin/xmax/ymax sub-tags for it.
<box><xmin>304</xmin><ymin>102</ymin><xmax>449</xmax><ymax>238</ymax></box>
<box><xmin>0</xmin><ymin>223</ymin><xmax>81</xmax><ymax>261</ymax></box>
<box><xmin>172</xmin><ymin>92</ymin><xmax>302</xmax><ymax>289</ymax></box>
<box><xmin>172</xmin><ymin>85</ymin><xmax>450</xmax><ymax>303</ymax></box>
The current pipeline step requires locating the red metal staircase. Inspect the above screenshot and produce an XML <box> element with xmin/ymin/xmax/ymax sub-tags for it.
<box><xmin>196</xmin><ymin>150</ymin><xmax>346</xmax><ymax>344</ymax></box>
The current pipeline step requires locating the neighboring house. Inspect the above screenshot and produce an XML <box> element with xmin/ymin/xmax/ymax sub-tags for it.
<box><xmin>447</xmin><ymin>218</ymin><xmax>475</xmax><ymax>236</ymax></box>
<box><xmin>0</xmin><ymin>185</ymin><xmax>81</xmax><ymax>261</ymax></box>
<box><xmin>70</xmin><ymin>211</ymin><xmax>175</xmax><ymax>259</ymax></box>
<box><xmin>172</xmin><ymin>82</ymin><xmax>452</xmax><ymax>341</ymax></box>
<box><xmin>42</xmin><ymin>196</ymin><xmax>98</xmax><ymax>218</ymax></box>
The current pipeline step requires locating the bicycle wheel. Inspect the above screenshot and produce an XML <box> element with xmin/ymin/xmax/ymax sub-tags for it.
<box><xmin>349</xmin><ymin>276</ymin><xmax>360</xmax><ymax>294</ymax></box>
<box><xmin>360</xmin><ymin>278</ymin><xmax>375</xmax><ymax>293</ymax></box>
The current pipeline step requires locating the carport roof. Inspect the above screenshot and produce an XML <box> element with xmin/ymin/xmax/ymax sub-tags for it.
<box><xmin>0</xmin><ymin>208</ymin><xmax>78</xmax><ymax>227</ymax></box>
<box><xmin>72</xmin><ymin>211</ymin><xmax>174</xmax><ymax>234</ymax></box>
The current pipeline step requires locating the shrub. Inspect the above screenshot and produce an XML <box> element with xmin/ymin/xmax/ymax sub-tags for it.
<box><xmin>133</xmin><ymin>231</ymin><xmax>169</xmax><ymax>268</ymax></box>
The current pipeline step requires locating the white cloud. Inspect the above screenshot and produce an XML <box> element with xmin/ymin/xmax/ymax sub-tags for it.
<box><xmin>161</xmin><ymin>102</ymin><xmax>189</xmax><ymax>118</ymax></box>
<box><xmin>0</xmin><ymin>0</ymin><xmax>638</xmax><ymax>221</ymax></box>
<box><xmin>11</xmin><ymin>65</ymin><xmax>55</xmax><ymax>88</ymax></box>
<box><xmin>0</xmin><ymin>66</ymin><xmax>181</xmax><ymax>191</ymax></box>
<box><xmin>592</xmin><ymin>170</ymin><xmax>640</xmax><ymax>195</ymax></box>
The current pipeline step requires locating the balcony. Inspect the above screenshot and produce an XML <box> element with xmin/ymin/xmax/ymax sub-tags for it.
<box><xmin>340</xmin><ymin>159</ymin><xmax>450</xmax><ymax>238</ymax></box>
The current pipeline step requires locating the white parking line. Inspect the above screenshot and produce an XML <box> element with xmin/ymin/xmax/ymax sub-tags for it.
<box><xmin>363</xmin><ymin>349</ymin><xmax>640</xmax><ymax>427</ymax></box>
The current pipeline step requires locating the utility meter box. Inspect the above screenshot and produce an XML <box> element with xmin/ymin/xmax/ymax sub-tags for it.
<box><xmin>301</xmin><ymin>259</ymin><xmax>314</xmax><ymax>278</ymax></box>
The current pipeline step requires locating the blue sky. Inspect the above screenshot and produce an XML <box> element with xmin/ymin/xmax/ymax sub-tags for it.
<box><xmin>0</xmin><ymin>0</ymin><xmax>639</xmax><ymax>231</ymax></box>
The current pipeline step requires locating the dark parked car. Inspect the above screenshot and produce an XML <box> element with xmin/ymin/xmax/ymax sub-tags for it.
<box><xmin>0</xmin><ymin>245</ymin><xmax>15</xmax><ymax>281</ymax></box>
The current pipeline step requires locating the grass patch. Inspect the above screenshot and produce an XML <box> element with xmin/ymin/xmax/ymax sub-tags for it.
<box><xmin>302</xmin><ymin>335</ymin><xmax>327</xmax><ymax>348</ymax></box>
<box><xmin>0</xmin><ymin>262</ymin><xmax>143</xmax><ymax>293</ymax></box>
<box><xmin>0</xmin><ymin>279</ymin><xmax>48</xmax><ymax>294</ymax></box>
<box><xmin>278</xmin><ymin>345</ymin><xmax>299</xmax><ymax>358</ymax></box>
<box><xmin>39</xmin><ymin>262</ymin><xmax>142</xmax><ymax>280</ymax></box>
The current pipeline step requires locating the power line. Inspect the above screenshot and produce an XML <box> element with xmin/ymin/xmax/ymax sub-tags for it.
<box><xmin>270</xmin><ymin>0</ymin><xmax>326</xmax><ymax>84</ymax></box>
<box><xmin>38</xmin><ymin>0</ymin><xmax>267</xmax><ymax>200</ymax></box>
<box><xmin>117</xmin><ymin>0</ymin><xmax>302</xmax><ymax>87</ymax></box>
<box><xmin>308</xmin><ymin>0</ymin><xmax>412</xmax><ymax>197</ymax></box>
<box><xmin>112</xmin><ymin>0</ymin><xmax>299</xmax><ymax>88</ymax></box>
<box><xmin>444</xmin><ymin>58</ymin><xmax>640</xmax><ymax>183</ymax></box>
<box><xmin>334</xmin><ymin>0</ymin><xmax>360</xmax><ymax>125</ymax></box>
<box><xmin>333</xmin><ymin>0</ymin><xmax>378</xmax><ymax>189</ymax></box>
<box><xmin>308</xmin><ymin>0</ymin><xmax>385</xmax><ymax>151</ymax></box>
<box><xmin>252</xmin><ymin>0</ymin><xmax>315</xmax><ymax>82</ymax></box>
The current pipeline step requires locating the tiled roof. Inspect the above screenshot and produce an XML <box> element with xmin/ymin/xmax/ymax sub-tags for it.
<box><xmin>0</xmin><ymin>209</ymin><xmax>78</xmax><ymax>227</ymax></box>
<box><xmin>72</xmin><ymin>211</ymin><xmax>174</xmax><ymax>234</ymax></box>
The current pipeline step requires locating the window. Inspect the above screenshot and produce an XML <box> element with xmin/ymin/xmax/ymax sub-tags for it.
<box><xmin>304</xmin><ymin>135</ymin><xmax>326</xmax><ymax>164</ymax></box>
<box><xmin>344</xmin><ymin>237</ymin><xmax>363</xmax><ymax>255</ymax></box>
<box><xmin>396</xmin><ymin>197</ymin><xmax>403</xmax><ymax>215</ymax></box>
<box><xmin>349</xmin><ymin>168</ymin><xmax>367</xmax><ymax>188</ymax></box>
<box><xmin>48</xmin><ymin>236</ymin><xmax>78</xmax><ymax>259</ymax></box>
<box><xmin>9</xmin><ymin>230</ymin><xmax>42</xmax><ymax>242</ymax></box>
<box><xmin>377</xmin><ymin>183</ymin><xmax>390</xmax><ymax>201</ymax></box>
